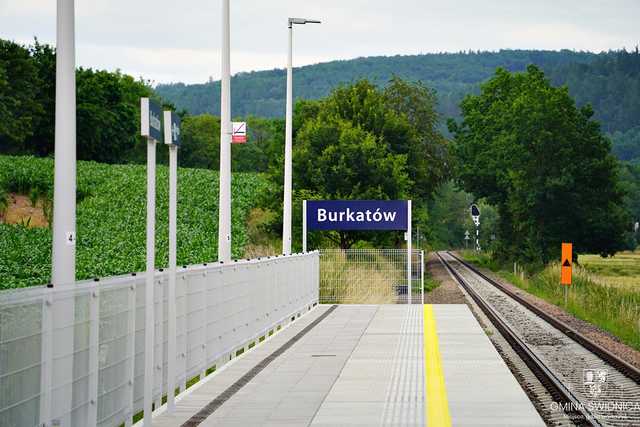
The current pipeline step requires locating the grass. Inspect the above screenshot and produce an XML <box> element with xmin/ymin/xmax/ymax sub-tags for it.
<box><xmin>460</xmin><ymin>251</ymin><xmax>640</xmax><ymax>352</ymax></box>
<box><xmin>0</xmin><ymin>155</ymin><xmax>269</xmax><ymax>289</ymax></box>
<box><xmin>423</xmin><ymin>257</ymin><xmax>441</xmax><ymax>293</ymax></box>
<box><xmin>318</xmin><ymin>249</ymin><xmax>431</xmax><ymax>303</ymax></box>
<box><xmin>578</xmin><ymin>252</ymin><xmax>640</xmax><ymax>291</ymax></box>
<box><xmin>319</xmin><ymin>250</ymin><xmax>403</xmax><ymax>304</ymax></box>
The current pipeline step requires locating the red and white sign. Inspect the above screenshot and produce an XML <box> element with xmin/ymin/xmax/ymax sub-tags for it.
<box><xmin>232</xmin><ymin>122</ymin><xmax>247</xmax><ymax>143</ymax></box>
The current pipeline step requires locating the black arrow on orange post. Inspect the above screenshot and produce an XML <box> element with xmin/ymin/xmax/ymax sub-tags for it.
<box><xmin>562</xmin><ymin>259</ymin><xmax>571</xmax><ymax>267</ymax></box>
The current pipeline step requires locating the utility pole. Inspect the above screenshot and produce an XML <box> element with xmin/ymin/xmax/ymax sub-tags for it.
<box><xmin>218</xmin><ymin>0</ymin><xmax>232</xmax><ymax>262</ymax></box>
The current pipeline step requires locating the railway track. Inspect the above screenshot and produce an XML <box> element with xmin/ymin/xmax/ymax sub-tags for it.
<box><xmin>437</xmin><ymin>251</ymin><xmax>640</xmax><ymax>427</ymax></box>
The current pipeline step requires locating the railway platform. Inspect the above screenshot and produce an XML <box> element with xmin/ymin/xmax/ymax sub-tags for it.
<box><xmin>149</xmin><ymin>303</ymin><xmax>542</xmax><ymax>426</ymax></box>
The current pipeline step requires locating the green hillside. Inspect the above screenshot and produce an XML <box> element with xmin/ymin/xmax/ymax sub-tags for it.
<box><xmin>156</xmin><ymin>49</ymin><xmax>640</xmax><ymax>134</ymax></box>
<box><xmin>0</xmin><ymin>155</ymin><xmax>268</xmax><ymax>288</ymax></box>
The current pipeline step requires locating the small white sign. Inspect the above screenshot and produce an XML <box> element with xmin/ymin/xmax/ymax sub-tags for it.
<box><xmin>231</xmin><ymin>122</ymin><xmax>247</xmax><ymax>143</ymax></box>
<box><xmin>65</xmin><ymin>231</ymin><xmax>76</xmax><ymax>246</ymax></box>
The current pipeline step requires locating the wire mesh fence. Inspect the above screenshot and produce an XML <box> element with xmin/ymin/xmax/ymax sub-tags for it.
<box><xmin>0</xmin><ymin>252</ymin><xmax>319</xmax><ymax>427</ymax></box>
<box><xmin>319</xmin><ymin>249</ymin><xmax>424</xmax><ymax>304</ymax></box>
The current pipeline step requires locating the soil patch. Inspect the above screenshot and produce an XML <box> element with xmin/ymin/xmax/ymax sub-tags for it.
<box><xmin>1</xmin><ymin>194</ymin><xmax>49</xmax><ymax>228</ymax></box>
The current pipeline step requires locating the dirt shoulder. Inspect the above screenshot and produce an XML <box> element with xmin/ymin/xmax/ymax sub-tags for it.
<box><xmin>424</xmin><ymin>252</ymin><xmax>469</xmax><ymax>304</ymax></box>
<box><xmin>464</xmin><ymin>256</ymin><xmax>640</xmax><ymax>371</ymax></box>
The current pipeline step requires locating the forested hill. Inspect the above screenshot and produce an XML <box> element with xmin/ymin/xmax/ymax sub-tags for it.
<box><xmin>156</xmin><ymin>49</ymin><xmax>640</xmax><ymax>134</ymax></box>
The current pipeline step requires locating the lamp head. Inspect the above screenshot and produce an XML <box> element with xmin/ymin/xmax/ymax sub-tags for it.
<box><xmin>288</xmin><ymin>18</ymin><xmax>322</xmax><ymax>27</ymax></box>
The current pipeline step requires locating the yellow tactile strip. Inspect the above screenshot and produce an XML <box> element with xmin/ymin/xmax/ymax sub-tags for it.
<box><xmin>424</xmin><ymin>305</ymin><xmax>452</xmax><ymax>427</ymax></box>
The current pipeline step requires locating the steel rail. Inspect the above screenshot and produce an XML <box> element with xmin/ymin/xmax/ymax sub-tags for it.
<box><xmin>447</xmin><ymin>251</ymin><xmax>640</xmax><ymax>385</ymax></box>
<box><xmin>437</xmin><ymin>252</ymin><xmax>600</xmax><ymax>426</ymax></box>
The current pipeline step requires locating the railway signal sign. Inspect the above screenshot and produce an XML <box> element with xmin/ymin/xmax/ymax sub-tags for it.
<box><xmin>561</xmin><ymin>243</ymin><xmax>572</xmax><ymax>285</ymax></box>
<box><xmin>232</xmin><ymin>122</ymin><xmax>247</xmax><ymax>143</ymax></box>
<box><xmin>470</xmin><ymin>204</ymin><xmax>480</xmax><ymax>226</ymax></box>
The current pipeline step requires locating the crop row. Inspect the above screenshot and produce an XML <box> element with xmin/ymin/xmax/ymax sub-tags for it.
<box><xmin>0</xmin><ymin>155</ymin><xmax>269</xmax><ymax>288</ymax></box>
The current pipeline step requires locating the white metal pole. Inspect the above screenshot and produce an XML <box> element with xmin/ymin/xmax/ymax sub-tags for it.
<box><xmin>283</xmin><ymin>24</ymin><xmax>294</xmax><ymax>255</ymax></box>
<box><xmin>218</xmin><ymin>0</ymin><xmax>232</xmax><ymax>262</ymax></box>
<box><xmin>143</xmin><ymin>138</ymin><xmax>156</xmax><ymax>426</ymax></box>
<box><xmin>154</xmin><ymin>274</ymin><xmax>164</xmax><ymax>412</ymax></box>
<box><xmin>421</xmin><ymin>250</ymin><xmax>424</xmax><ymax>304</ymax></box>
<box><xmin>43</xmin><ymin>2</ymin><xmax>76</xmax><ymax>425</ymax></box>
<box><xmin>52</xmin><ymin>0</ymin><xmax>76</xmax><ymax>286</ymax></box>
<box><xmin>407</xmin><ymin>200</ymin><xmax>412</xmax><ymax>305</ymax></box>
<box><xmin>167</xmin><ymin>139</ymin><xmax>178</xmax><ymax>412</ymax></box>
<box><xmin>302</xmin><ymin>200</ymin><xmax>307</xmax><ymax>252</ymax></box>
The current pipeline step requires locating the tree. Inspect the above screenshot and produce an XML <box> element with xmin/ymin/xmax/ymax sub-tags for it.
<box><xmin>0</xmin><ymin>40</ymin><xmax>42</xmax><ymax>154</ymax></box>
<box><xmin>318</xmin><ymin>79</ymin><xmax>447</xmax><ymax>199</ymax></box>
<box><xmin>293</xmin><ymin>116</ymin><xmax>410</xmax><ymax>248</ymax></box>
<box><xmin>449</xmin><ymin>65</ymin><xmax>628</xmax><ymax>264</ymax></box>
<box><xmin>259</xmin><ymin>78</ymin><xmax>448</xmax><ymax>249</ymax></box>
<box><xmin>179</xmin><ymin>114</ymin><xmax>221</xmax><ymax>169</ymax></box>
<box><xmin>29</xmin><ymin>40</ymin><xmax>56</xmax><ymax>156</ymax></box>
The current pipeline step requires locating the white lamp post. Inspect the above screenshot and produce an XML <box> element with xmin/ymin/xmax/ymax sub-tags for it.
<box><xmin>283</xmin><ymin>18</ymin><xmax>320</xmax><ymax>256</ymax></box>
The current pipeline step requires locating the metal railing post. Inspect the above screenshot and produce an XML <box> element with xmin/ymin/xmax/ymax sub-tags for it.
<box><xmin>421</xmin><ymin>250</ymin><xmax>425</xmax><ymax>304</ymax></box>
<box><xmin>87</xmin><ymin>285</ymin><xmax>100</xmax><ymax>427</ymax></box>
<box><xmin>125</xmin><ymin>281</ymin><xmax>136</xmax><ymax>427</ymax></box>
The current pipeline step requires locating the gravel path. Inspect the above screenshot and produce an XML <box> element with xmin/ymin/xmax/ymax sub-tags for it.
<box><xmin>423</xmin><ymin>252</ymin><xmax>468</xmax><ymax>304</ymax></box>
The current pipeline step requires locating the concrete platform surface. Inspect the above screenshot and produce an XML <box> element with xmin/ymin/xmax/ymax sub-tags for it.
<box><xmin>149</xmin><ymin>304</ymin><xmax>543</xmax><ymax>427</ymax></box>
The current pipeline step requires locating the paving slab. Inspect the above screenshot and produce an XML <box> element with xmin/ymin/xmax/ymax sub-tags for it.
<box><xmin>150</xmin><ymin>304</ymin><xmax>543</xmax><ymax>427</ymax></box>
<box><xmin>433</xmin><ymin>304</ymin><xmax>543</xmax><ymax>426</ymax></box>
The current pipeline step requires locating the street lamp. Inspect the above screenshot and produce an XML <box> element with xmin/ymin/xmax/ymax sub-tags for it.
<box><xmin>283</xmin><ymin>17</ymin><xmax>321</xmax><ymax>256</ymax></box>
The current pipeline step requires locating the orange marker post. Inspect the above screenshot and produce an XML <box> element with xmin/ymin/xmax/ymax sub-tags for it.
<box><xmin>561</xmin><ymin>243</ymin><xmax>572</xmax><ymax>285</ymax></box>
<box><xmin>561</xmin><ymin>242</ymin><xmax>572</xmax><ymax>308</ymax></box>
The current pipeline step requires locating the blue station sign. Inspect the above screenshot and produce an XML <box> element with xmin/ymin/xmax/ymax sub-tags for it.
<box><xmin>164</xmin><ymin>111</ymin><xmax>181</xmax><ymax>146</ymax></box>
<box><xmin>141</xmin><ymin>97</ymin><xmax>163</xmax><ymax>142</ymax></box>
<box><xmin>306</xmin><ymin>200</ymin><xmax>408</xmax><ymax>231</ymax></box>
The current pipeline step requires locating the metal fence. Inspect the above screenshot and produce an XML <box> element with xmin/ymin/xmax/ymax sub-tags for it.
<box><xmin>319</xmin><ymin>249</ymin><xmax>424</xmax><ymax>304</ymax></box>
<box><xmin>0</xmin><ymin>252</ymin><xmax>319</xmax><ymax>427</ymax></box>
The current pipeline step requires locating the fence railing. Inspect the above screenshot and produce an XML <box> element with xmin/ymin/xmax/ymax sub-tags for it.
<box><xmin>0</xmin><ymin>252</ymin><xmax>319</xmax><ymax>427</ymax></box>
<box><xmin>319</xmin><ymin>249</ymin><xmax>424</xmax><ymax>304</ymax></box>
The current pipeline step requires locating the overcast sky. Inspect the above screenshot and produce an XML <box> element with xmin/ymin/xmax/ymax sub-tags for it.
<box><xmin>1</xmin><ymin>0</ymin><xmax>638</xmax><ymax>85</ymax></box>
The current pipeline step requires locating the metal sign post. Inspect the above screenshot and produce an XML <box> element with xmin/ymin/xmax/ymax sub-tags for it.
<box><xmin>561</xmin><ymin>242</ymin><xmax>572</xmax><ymax>308</ymax></box>
<box><xmin>302</xmin><ymin>200</ymin><xmax>308</xmax><ymax>252</ymax></box>
<box><xmin>407</xmin><ymin>200</ymin><xmax>412</xmax><ymax>304</ymax></box>
<box><xmin>303</xmin><ymin>200</ymin><xmax>414</xmax><ymax>304</ymax></box>
<box><xmin>141</xmin><ymin>97</ymin><xmax>162</xmax><ymax>425</ymax></box>
<box><xmin>470</xmin><ymin>204</ymin><xmax>481</xmax><ymax>251</ymax></box>
<box><xmin>164</xmin><ymin>110</ymin><xmax>180</xmax><ymax>413</ymax></box>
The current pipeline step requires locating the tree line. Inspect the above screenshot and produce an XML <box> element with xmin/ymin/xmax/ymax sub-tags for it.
<box><xmin>1</xmin><ymin>38</ymin><xmax>638</xmax><ymax>264</ymax></box>
<box><xmin>156</xmin><ymin>49</ymin><xmax>640</xmax><ymax>136</ymax></box>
